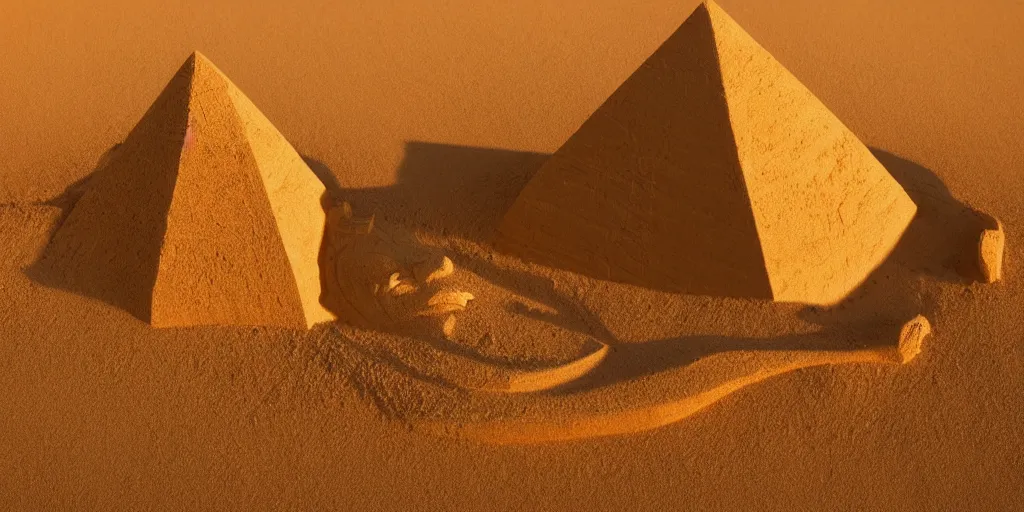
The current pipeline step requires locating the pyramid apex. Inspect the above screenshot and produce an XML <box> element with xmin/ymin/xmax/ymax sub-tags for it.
<box><xmin>182</xmin><ymin>50</ymin><xmax>234</xmax><ymax>83</ymax></box>
<box><xmin>182</xmin><ymin>50</ymin><xmax>224</xmax><ymax>68</ymax></box>
<box><xmin>186</xmin><ymin>50</ymin><xmax>216</xmax><ymax>67</ymax></box>
<box><xmin>684</xmin><ymin>1</ymin><xmax>719</xmax><ymax>25</ymax></box>
<box><xmin>698</xmin><ymin>0</ymin><xmax>731</xmax><ymax>20</ymax></box>
<box><xmin>694</xmin><ymin>0</ymin><xmax>719</xmax><ymax>12</ymax></box>
<box><xmin>700</xmin><ymin>0</ymin><xmax>742</xmax><ymax>27</ymax></box>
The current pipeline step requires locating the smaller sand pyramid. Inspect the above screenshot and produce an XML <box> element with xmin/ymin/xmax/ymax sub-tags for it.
<box><xmin>496</xmin><ymin>1</ymin><xmax>917</xmax><ymax>305</ymax></box>
<box><xmin>36</xmin><ymin>52</ymin><xmax>334</xmax><ymax>329</ymax></box>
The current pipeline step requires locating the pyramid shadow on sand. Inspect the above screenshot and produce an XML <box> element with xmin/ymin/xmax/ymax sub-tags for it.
<box><xmin>27</xmin><ymin>141</ymin><xmax>983</xmax><ymax>347</ymax></box>
<box><xmin>23</xmin><ymin>144</ymin><xmax>146</xmax><ymax>321</ymax></box>
<box><xmin>313</xmin><ymin>143</ymin><xmax>983</xmax><ymax>295</ymax></box>
<box><xmin>798</xmin><ymin>149</ymin><xmax>996</xmax><ymax>330</ymax></box>
<box><xmin>871</xmin><ymin>148</ymin><xmax>995</xmax><ymax>285</ymax></box>
<box><xmin>311</xmin><ymin>143</ymin><xmax>984</xmax><ymax>391</ymax></box>
<box><xmin>312</xmin><ymin>144</ymin><xmax>982</xmax><ymax>312</ymax></box>
<box><xmin>36</xmin><ymin>144</ymin><xmax>119</xmax><ymax>241</ymax></box>
<box><xmin>305</xmin><ymin>141</ymin><xmax>549</xmax><ymax>243</ymax></box>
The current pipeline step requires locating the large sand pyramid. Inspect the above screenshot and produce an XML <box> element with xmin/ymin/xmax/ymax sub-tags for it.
<box><xmin>36</xmin><ymin>52</ymin><xmax>334</xmax><ymax>328</ymax></box>
<box><xmin>496</xmin><ymin>1</ymin><xmax>917</xmax><ymax>306</ymax></box>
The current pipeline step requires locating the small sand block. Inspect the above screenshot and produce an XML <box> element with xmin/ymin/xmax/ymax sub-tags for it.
<box><xmin>413</xmin><ymin>255</ymin><xmax>454</xmax><ymax>284</ymax></box>
<box><xmin>419</xmin><ymin>291</ymin><xmax>475</xmax><ymax>316</ymax></box>
<box><xmin>897</xmin><ymin>315</ymin><xmax>931</xmax><ymax>364</ymax></box>
<box><xmin>978</xmin><ymin>218</ymin><xmax>1005</xmax><ymax>283</ymax></box>
<box><xmin>442</xmin><ymin>314</ymin><xmax>457</xmax><ymax>338</ymax></box>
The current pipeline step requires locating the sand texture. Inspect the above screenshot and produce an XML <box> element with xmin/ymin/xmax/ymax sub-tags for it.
<box><xmin>497</xmin><ymin>2</ymin><xmax>917</xmax><ymax>306</ymax></box>
<box><xmin>2</xmin><ymin>0</ymin><xmax>1024</xmax><ymax>510</ymax></box>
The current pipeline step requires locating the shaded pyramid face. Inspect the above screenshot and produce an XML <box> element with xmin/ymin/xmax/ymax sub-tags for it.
<box><xmin>496</xmin><ymin>1</ymin><xmax>917</xmax><ymax>306</ymax></box>
<box><xmin>37</xmin><ymin>52</ymin><xmax>334</xmax><ymax>328</ymax></box>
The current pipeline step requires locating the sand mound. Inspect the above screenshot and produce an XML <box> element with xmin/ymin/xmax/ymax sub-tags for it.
<box><xmin>34</xmin><ymin>52</ymin><xmax>333</xmax><ymax>329</ymax></box>
<box><xmin>497</xmin><ymin>1</ymin><xmax>917</xmax><ymax>306</ymax></box>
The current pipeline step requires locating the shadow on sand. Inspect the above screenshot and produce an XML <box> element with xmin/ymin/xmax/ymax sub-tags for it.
<box><xmin>305</xmin><ymin>141</ymin><xmax>548</xmax><ymax>243</ymax></box>
<box><xmin>309</xmin><ymin>142</ymin><xmax>992</xmax><ymax>392</ymax></box>
<box><xmin>38</xmin><ymin>144</ymin><xmax>120</xmax><ymax>239</ymax></box>
<box><xmin>795</xmin><ymin>149</ymin><xmax>997</xmax><ymax>331</ymax></box>
<box><xmin>21</xmin><ymin>143</ymin><xmax>165</xmax><ymax>324</ymax></box>
<box><xmin>25</xmin><ymin>141</ymin><xmax>988</xmax><ymax>394</ymax></box>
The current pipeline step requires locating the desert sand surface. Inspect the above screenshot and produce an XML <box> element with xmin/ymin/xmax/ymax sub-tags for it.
<box><xmin>2</xmin><ymin>0</ymin><xmax>1024</xmax><ymax>510</ymax></box>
